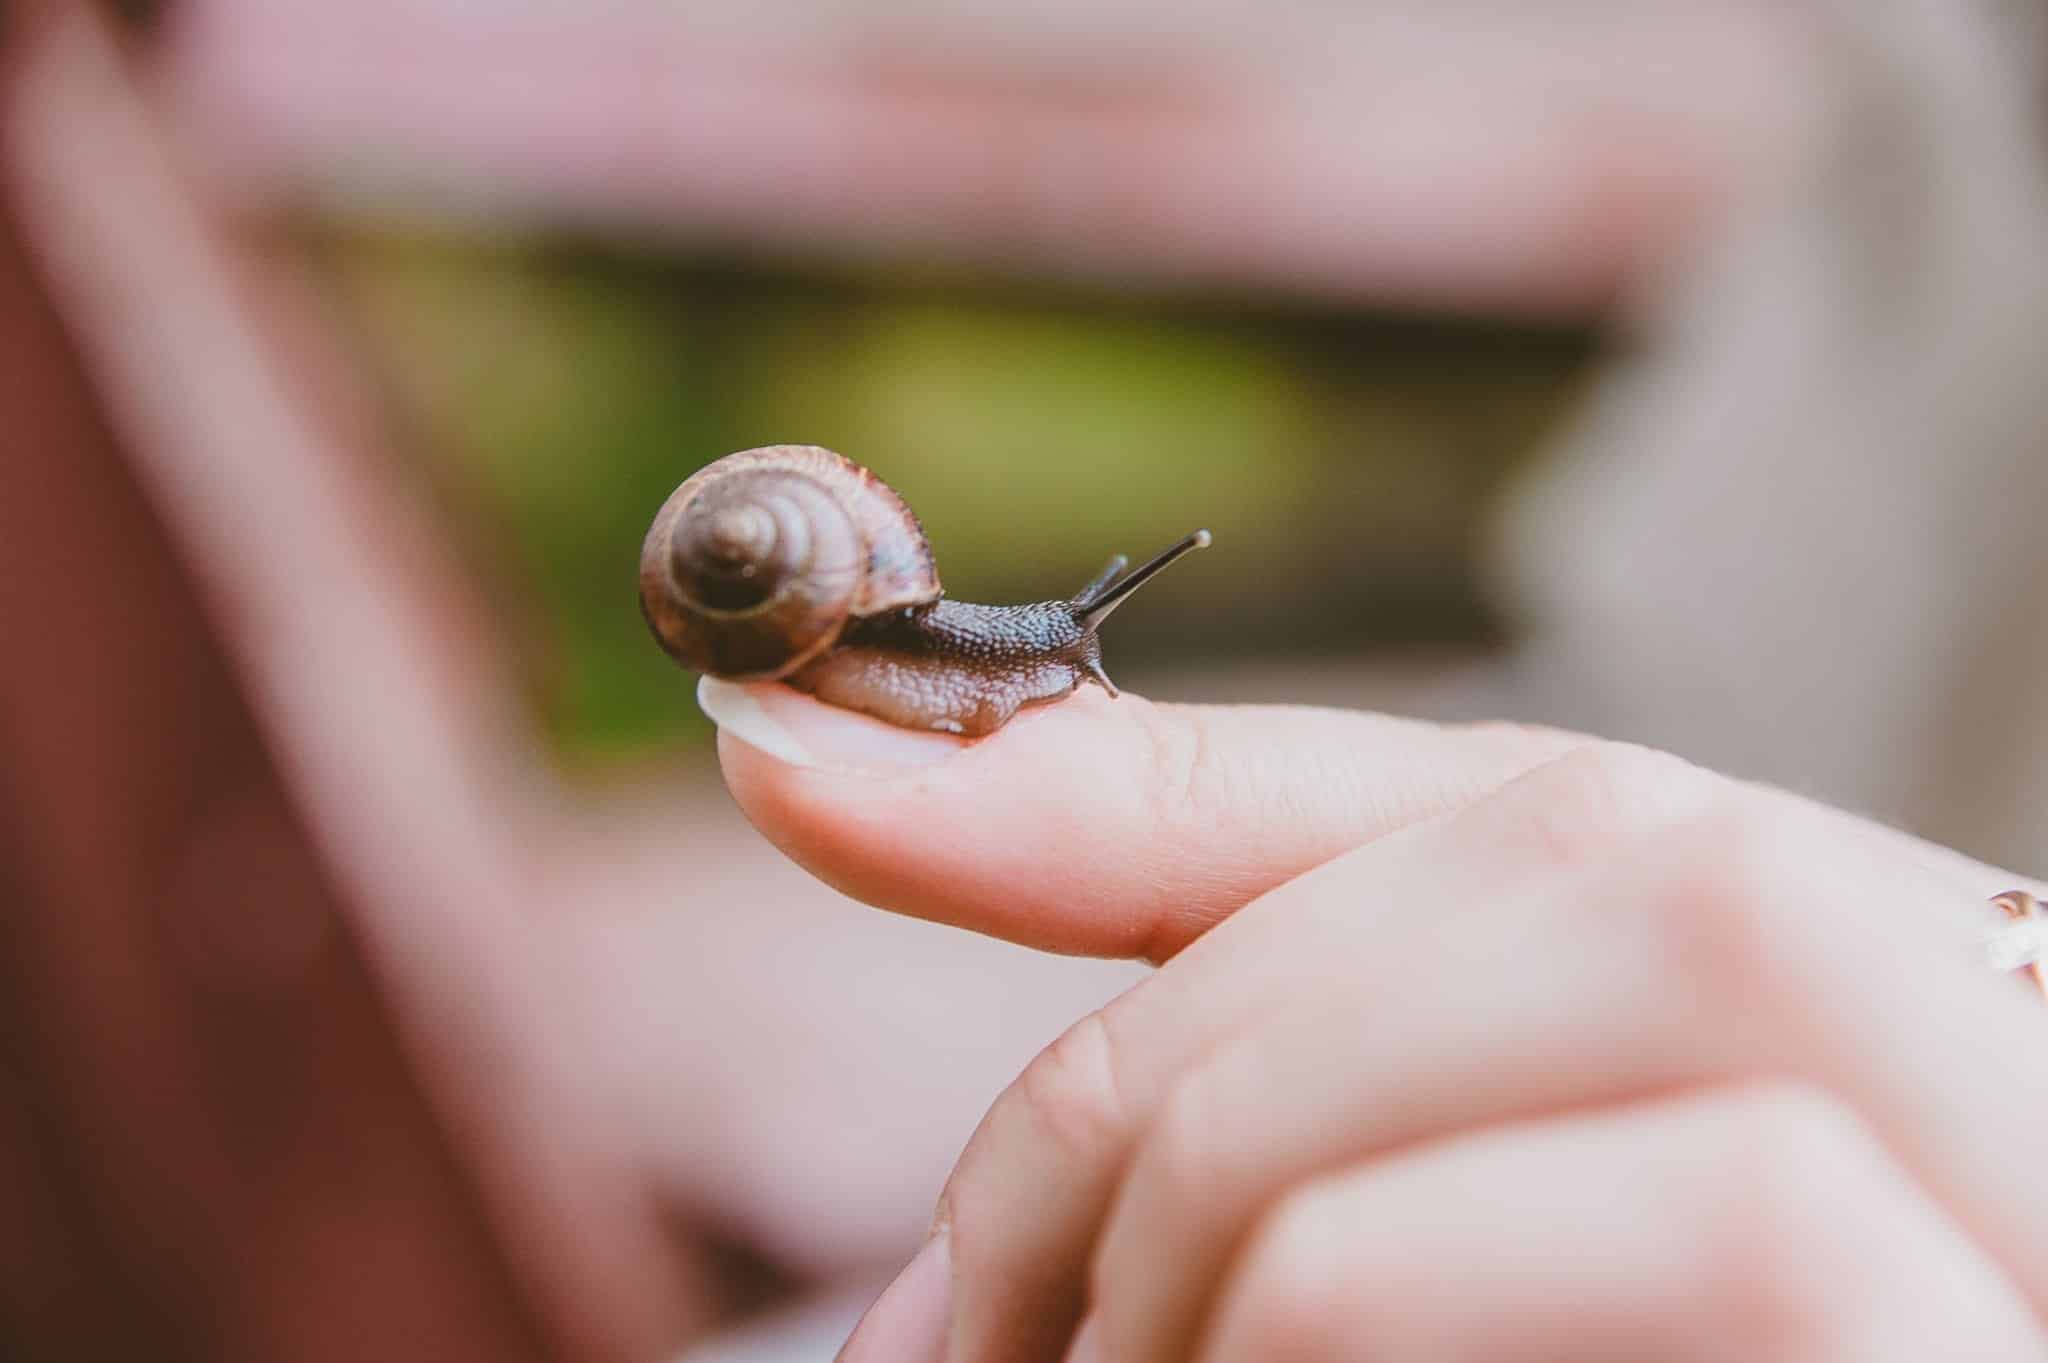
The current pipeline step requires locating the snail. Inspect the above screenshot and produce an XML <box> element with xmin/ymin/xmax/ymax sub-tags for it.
<box><xmin>638</xmin><ymin>445</ymin><xmax>1210</xmax><ymax>736</ymax></box>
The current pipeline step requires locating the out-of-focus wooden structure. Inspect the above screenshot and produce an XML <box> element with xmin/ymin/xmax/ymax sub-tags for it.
<box><xmin>161</xmin><ymin>0</ymin><xmax>1813</xmax><ymax>319</ymax></box>
<box><xmin>0</xmin><ymin>4</ymin><xmax>662</xmax><ymax>1358</ymax></box>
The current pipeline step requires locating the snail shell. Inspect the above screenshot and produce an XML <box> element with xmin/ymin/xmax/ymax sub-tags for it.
<box><xmin>637</xmin><ymin>445</ymin><xmax>939</xmax><ymax>680</ymax></box>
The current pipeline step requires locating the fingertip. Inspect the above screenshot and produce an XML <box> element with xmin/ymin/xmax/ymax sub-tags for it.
<box><xmin>707</xmin><ymin>694</ymin><xmax>943</xmax><ymax>920</ymax></box>
<box><xmin>707</xmin><ymin>677</ymin><xmax>990</xmax><ymax>913</ymax></box>
<box><xmin>710</xmin><ymin>681</ymin><xmax>1169</xmax><ymax>955</ymax></box>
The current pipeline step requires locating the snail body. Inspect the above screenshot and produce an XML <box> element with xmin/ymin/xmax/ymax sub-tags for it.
<box><xmin>639</xmin><ymin>445</ymin><xmax>1209</xmax><ymax>736</ymax></box>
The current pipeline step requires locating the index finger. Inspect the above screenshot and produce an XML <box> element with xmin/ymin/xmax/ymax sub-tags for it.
<box><xmin>706</xmin><ymin>678</ymin><xmax>1583</xmax><ymax>959</ymax></box>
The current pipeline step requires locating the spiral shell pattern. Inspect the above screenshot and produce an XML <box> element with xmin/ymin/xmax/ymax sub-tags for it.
<box><xmin>638</xmin><ymin>445</ymin><xmax>941</xmax><ymax>679</ymax></box>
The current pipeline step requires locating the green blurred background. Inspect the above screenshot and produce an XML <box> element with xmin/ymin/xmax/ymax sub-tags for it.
<box><xmin>314</xmin><ymin>222</ymin><xmax>1597</xmax><ymax>768</ymax></box>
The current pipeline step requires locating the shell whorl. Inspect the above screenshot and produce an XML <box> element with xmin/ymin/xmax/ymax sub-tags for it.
<box><xmin>638</xmin><ymin>445</ymin><xmax>941</xmax><ymax>680</ymax></box>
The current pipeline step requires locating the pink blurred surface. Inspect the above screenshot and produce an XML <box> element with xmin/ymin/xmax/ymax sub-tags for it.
<box><xmin>161</xmin><ymin>0</ymin><xmax>1815</xmax><ymax>316</ymax></box>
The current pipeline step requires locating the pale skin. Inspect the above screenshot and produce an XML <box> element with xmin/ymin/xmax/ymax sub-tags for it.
<box><xmin>708</xmin><ymin>680</ymin><xmax>2048</xmax><ymax>1363</ymax></box>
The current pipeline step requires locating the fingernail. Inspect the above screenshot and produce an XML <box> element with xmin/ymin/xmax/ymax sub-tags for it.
<box><xmin>835</xmin><ymin>1231</ymin><xmax>952</xmax><ymax>1363</ymax></box>
<box><xmin>1062</xmin><ymin>1315</ymin><xmax>1103</xmax><ymax>1363</ymax></box>
<box><xmin>699</xmin><ymin>677</ymin><xmax>967</xmax><ymax>775</ymax></box>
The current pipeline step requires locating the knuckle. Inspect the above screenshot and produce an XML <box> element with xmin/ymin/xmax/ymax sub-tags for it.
<box><xmin>1014</xmin><ymin>1009</ymin><xmax>1134</xmax><ymax>1169</ymax></box>
<box><xmin>1502</xmin><ymin>741</ymin><xmax>1718</xmax><ymax>869</ymax></box>
<box><xmin>1728</xmin><ymin>1084</ymin><xmax>1872</xmax><ymax>1206</ymax></box>
<box><xmin>1701</xmin><ymin>1085</ymin><xmax>1880</xmax><ymax>1349</ymax></box>
<box><xmin>1144</xmin><ymin>1070</ymin><xmax>1242</xmax><ymax>1210</ymax></box>
<box><xmin>1218</xmin><ymin>1188</ymin><xmax>1358</xmax><ymax>1363</ymax></box>
<box><xmin>1646</xmin><ymin>810</ymin><xmax>1833</xmax><ymax>1019</ymax></box>
<box><xmin>939</xmin><ymin>1009</ymin><xmax>1135</xmax><ymax>1264</ymax></box>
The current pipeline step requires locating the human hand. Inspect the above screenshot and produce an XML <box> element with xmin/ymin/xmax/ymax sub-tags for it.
<box><xmin>705</xmin><ymin>679</ymin><xmax>2048</xmax><ymax>1363</ymax></box>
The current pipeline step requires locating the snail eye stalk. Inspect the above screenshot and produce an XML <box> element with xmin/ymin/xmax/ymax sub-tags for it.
<box><xmin>1076</xmin><ymin>530</ymin><xmax>1211</xmax><ymax>632</ymax></box>
<box><xmin>1073</xmin><ymin>554</ymin><xmax>1129</xmax><ymax>605</ymax></box>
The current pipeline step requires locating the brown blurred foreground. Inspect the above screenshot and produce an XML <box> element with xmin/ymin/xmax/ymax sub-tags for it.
<box><xmin>1</xmin><ymin>6</ymin><xmax>562</xmax><ymax>1360</ymax></box>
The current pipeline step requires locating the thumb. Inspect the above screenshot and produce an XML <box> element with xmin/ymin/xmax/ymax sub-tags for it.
<box><xmin>704</xmin><ymin>678</ymin><xmax>1584</xmax><ymax>960</ymax></box>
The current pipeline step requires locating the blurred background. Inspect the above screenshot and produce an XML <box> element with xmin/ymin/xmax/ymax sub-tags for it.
<box><xmin>173</xmin><ymin>3</ymin><xmax>1672</xmax><ymax>767</ymax></box>
<box><xmin>155</xmin><ymin>0</ymin><xmax>1823</xmax><ymax>770</ymax></box>
<box><xmin>8</xmin><ymin>1</ymin><xmax>2048</xmax><ymax>1360</ymax></box>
